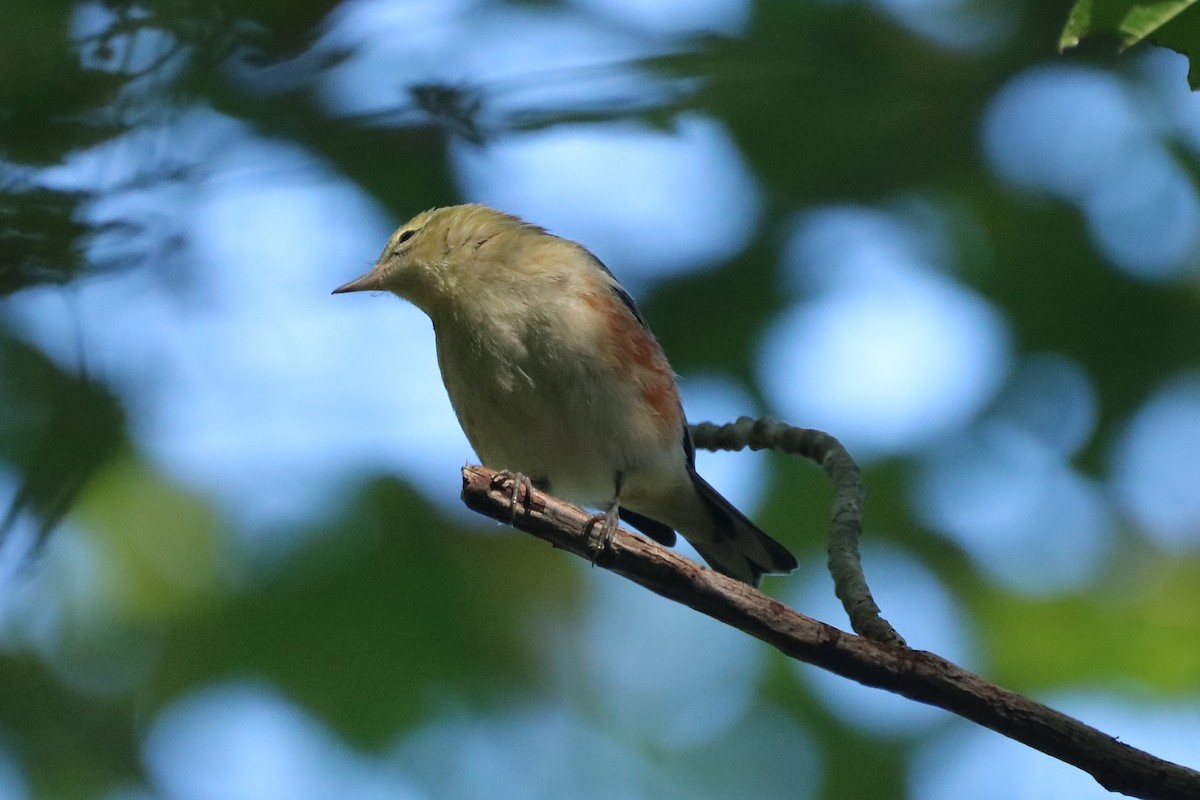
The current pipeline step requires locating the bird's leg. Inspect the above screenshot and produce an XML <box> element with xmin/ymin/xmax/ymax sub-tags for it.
<box><xmin>585</xmin><ymin>473</ymin><xmax>623</xmax><ymax>565</ymax></box>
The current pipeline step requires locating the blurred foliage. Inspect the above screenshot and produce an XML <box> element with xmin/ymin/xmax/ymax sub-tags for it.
<box><xmin>984</xmin><ymin>554</ymin><xmax>1200</xmax><ymax>691</ymax></box>
<box><xmin>141</xmin><ymin>477</ymin><xmax>566</xmax><ymax>747</ymax></box>
<box><xmin>0</xmin><ymin>332</ymin><xmax>125</xmax><ymax>547</ymax></box>
<box><xmin>1</xmin><ymin>1</ymin><xmax>1199</xmax><ymax>799</ymax></box>
<box><xmin>0</xmin><ymin>188</ymin><xmax>96</xmax><ymax>292</ymax></box>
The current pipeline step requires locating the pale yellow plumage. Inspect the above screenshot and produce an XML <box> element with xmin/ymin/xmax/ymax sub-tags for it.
<box><xmin>334</xmin><ymin>204</ymin><xmax>797</xmax><ymax>585</ymax></box>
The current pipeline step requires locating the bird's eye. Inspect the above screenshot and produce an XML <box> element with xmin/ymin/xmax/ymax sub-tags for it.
<box><xmin>397</xmin><ymin>229</ymin><xmax>417</xmax><ymax>245</ymax></box>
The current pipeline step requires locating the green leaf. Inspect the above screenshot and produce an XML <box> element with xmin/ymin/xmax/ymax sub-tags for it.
<box><xmin>1060</xmin><ymin>0</ymin><xmax>1199</xmax><ymax>52</ymax></box>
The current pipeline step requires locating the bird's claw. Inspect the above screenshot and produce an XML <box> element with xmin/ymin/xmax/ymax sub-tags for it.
<box><xmin>493</xmin><ymin>470</ymin><xmax>534</xmax><ymax>523</ymax></box>
<box><xmin>584</xmin><ymin>504</ymin><xmax>620</xmax><ymax>566</ymax></box>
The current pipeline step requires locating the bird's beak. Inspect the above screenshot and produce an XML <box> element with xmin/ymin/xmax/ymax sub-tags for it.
<box><xmin>331</xmin><ymin>269</ymin><xmax>382</xmax><ymax>295</ymax></box>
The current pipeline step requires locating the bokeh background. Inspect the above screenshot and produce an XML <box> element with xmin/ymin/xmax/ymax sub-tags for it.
<box><xmin>2</xmin><ymin>1</ymin><xmax>1200</xmax><ymax>798</ymax></box>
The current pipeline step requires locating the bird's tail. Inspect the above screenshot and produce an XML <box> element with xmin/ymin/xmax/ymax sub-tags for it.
<box><xmin>688</xmin><ymin>470</ymin><xmax>798</xmax><ymax>587</ymax></box>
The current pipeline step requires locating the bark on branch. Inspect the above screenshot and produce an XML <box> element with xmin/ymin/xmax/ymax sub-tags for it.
<box><xmin>462</xmin><ymin>464</ymin><xmax>1200</xmax><ymax>800</ymax></box>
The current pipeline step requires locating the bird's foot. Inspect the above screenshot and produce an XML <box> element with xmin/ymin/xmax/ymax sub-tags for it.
<box><xmin>492</xmin><ymin>470</ymin><xmax>535</xmax><ymax>523</ymax></box>
<box><xmin>584</xmin><ymin>503</ymin><xmax>620</xmax><ymax>566</ymax></box>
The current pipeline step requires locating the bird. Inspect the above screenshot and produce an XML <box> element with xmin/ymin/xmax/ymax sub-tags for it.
<box><xmin>333</xmin><ymin>204</ymin><xmax>797</xmax><ymax>586</ymax></box>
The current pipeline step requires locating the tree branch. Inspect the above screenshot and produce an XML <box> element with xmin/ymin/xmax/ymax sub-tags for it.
<box><xmin>462</xmin><ymin>464</ymin><xmax>1200</xmax><ymax>800</ymax></box>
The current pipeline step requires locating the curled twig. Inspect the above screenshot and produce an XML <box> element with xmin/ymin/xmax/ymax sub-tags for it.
<box><xmin>690</xmin><ymin>416</ymin><xmax>902</xmax><ymax>646</ymax></box>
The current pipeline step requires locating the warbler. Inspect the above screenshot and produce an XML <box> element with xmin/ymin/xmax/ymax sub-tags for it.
<box><xmin>334</xmin><ymin>204</ymin><xmax>797</xmax><ymax>586</ymax></box>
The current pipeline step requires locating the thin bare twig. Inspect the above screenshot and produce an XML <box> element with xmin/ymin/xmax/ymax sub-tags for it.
<box><xmin>462</xmin><ymin>465</ymin><xmax>1200</xmax><ymax>800</ymax></box>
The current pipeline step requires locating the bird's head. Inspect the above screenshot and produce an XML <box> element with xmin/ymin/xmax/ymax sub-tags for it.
<box><xmin>332</xmin><ymin>204</ymin><xmax>543</xmax><ymax>315</ymax></box>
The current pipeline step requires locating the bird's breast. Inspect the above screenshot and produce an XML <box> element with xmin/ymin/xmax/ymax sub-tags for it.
<box><xmin>432</xmin><ymin>291</ymin><xmax>684</xmax><ymax>506</ymax></box>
